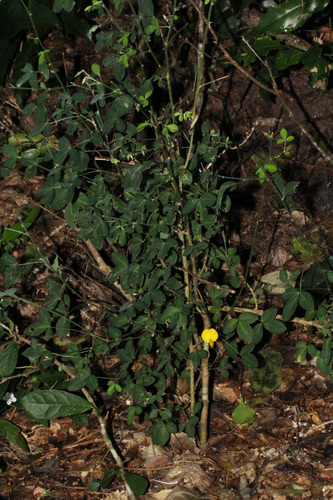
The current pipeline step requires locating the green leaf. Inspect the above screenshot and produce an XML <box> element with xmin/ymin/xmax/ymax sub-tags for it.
<box><xmin>91</xmin><ymin>63</ymin><xmax>100</xmax><ymax>75</ymax></box>
<box><xmin>124</xmin><ymin>472</ymin><xmax>148</xmax><ymax>495</ymax></box>
<box><xmin>53</xmin><ymin>0</ymin><xmax>74</xmax><ymax>13</ymax></box>
<box><xmin>112</xmin><ymin>252</ymin><xmax>128</xmax><ymax>271</ymax></box>
<box><xmin>0</xmin><ymin>381</ymin><xmax>10</xmax><ymax>401</ymax></box>
<box><xmin>157</xmin><ymin>425</ymin><xmax>170</xmax><ymax>446</ymax></box>
<box><xmin>241</xmin><ymin>351</ymin><xmax>258</xmax><ymax>369</ymax></box>
<box><xmin>302</xmin><ymin>44</ymin><xmax>332</xmax><ymax>80</ymax></box>
<box><xmin>100</xmin><ymin>469</ymin><xmax>118</xmax><ymax>488</ymax></box>
<box><xmin>56</xmin><ymin>316</ymin><xmax>71</xmax><ymax>338</ymax></box>
<box><xmin>0</xmin><ymin>342</ymin><xmax>18</xmax><ymax>377</ymax></box>
<box><xmin>143</xmin><ymin>16</ymin><xmax>160</xmax><ymax>36</ymax></box>
<box><xmin>282</xmin><ymin>290</ymin><xmax>300</xmax><ymax>321</ymax></box>
<box><xmin>68</xmin><ymin>372</ymin><xmax>98</xmax><ymax>392</ymax></box>
<box><xmin>53</xmin><ymin>136</ymin><xmax>71</xmax><ymax>165</ymax></box>
<box><xmin>252</xmin><ymin>323</ymin><xmax>263</xmax><ymax>344</ymax></box>
<box><xmin>166</xmin><ymin>421</ymin><xmax>177</xmax><ymax>433</ymax></box>
<box><xmin>250</xmin><ymin>348</ymin><xmax>283</xmax><ymax>395</ymax></box>
<box><xmin>114</xmin><ymin>61</ymin><xmax>126</xmax><ymax>81</ymax></box>
<box><xmin>179</xmin><ymin>169</ymin><xmax>192</xmax><ymax>185</ymax></box>
<box><xmin>279</xmin><ymin>269</ymin><xmax>288</xmax><ymax>283</ymax></box>
<box><xmin>239</xmin><ymin>312</ymin><xmax>258</xmax><ymax>324</ymax></box>
<box><xmin>299</xmin><ymin>290</ymin><xmax>315</xmax><ymax>311</ymax></box>
<box><xmin>185</xmin><ymin>423</ymin><xmax>196</xmax><ymax>438</ymax></box>
<box><xmin>149</xmin><ymin>289</ymin><xmax>166</xmax><ymax>304</ymax></box>
<box><xmin>72</xmin><ymin>92</ymin><xmax>87</xmax><ymax>103</ymax></box>
<box><xmin>167</xmin><ymin>124</ymin><xmax>179</xmax><ymax>133</ymax></box>
<box><xmin>139</xmin><ymin>0</ymin><xmax>154</xmax><ymax>16</ymax></box>
<box><xmin>2</xmin><ymin>222</ymin><xmax>26</xmax><ymax>242</ymax></box>
<box><xmin>307</xmin><ymin>343</ymin><xmax>318</xmax><ymax>358</ymax></box>
<box><xmin>275</xmin><ymin>48</ymin><xmax>303</xmax><ymax>70</ymax></box>
<box><xmin>22</xmin><ymin>342</ymin><xmax>48</xmax><ymax>363</ymax></box>
<box><xmin>127</xmin><ymin>407</ymin><xmax>137</xmax><ymax>425</ymax></box>
<box><xmin>296</xmin><ymin>341</ymin><xmax>307</xmax><ymax>362</ymax></box>
<box><xmin>237</xmin><ymin>321</ymin><xmax>253</xmax><ymax>343</ymax></box>
<box><xmin>232</xmin><ymin>400</ymin><xmax>256</xmax><ymax>425</ymax></box>
<box><xmin>300</xmin><ymin>256</ymin><xmax>333</xmax><ymax>298</ymax></box>
<box><xmin>64</xmin><ymin>201</ymin><xmax>79</xmax><ymax>228</ymax></box>
<box><xmin>283</xmin><ymin>181</ymin><xmax>298</xmax><ymax>199</ymax></box>
<box><xmin>200</xmin><ymin>192</ymin><xmax>216</xmax><ymax>207</ymax></box>
<box><xmin>256</xmin><ymin>0</ymin><xmax>330</xmax><ymax>34</ymax></box>
<box><xmin>317</xmin><ymin>356</ymin><xmax>330</xmax><ymax>375</ymax></box>
<box><xmin>0</xmin><ymin>419</ymin><xmax>29</xmax><ymax>453</ymax></box>
<box><xmin>89</xmin><ymin>479</ymin><xmax>101</xmax><ymax>492</ymax></box>
<box><xmin>25</xmin><ymin>308</ymin><xmax>52</xmax><ymax>337</ymax></box>
<box><xmin>24</xmin><ymin>205</ymin><xmax>40</xmax><ymax>225</ymax></box>
<box><xmin>321</xmin><ymin>339</ymin><xmax>332</xmax><ymax>365</ymax></box>
<box><xmin>21</xmin><ymin>390</ymin><xmax>93</xmax><ymax>420</ymax></box>
<box><xmin>261</xmin><ymin>308</ymin><xmax>277</xmax><ymax>323</ymax></box>
<box><xmin>263</xmin><ymin>319</ymin><xmax>286</xmax><ymax>334</ymax></box>
<box><xmin>261</xmin><ymin>308</ymin><xmax>286</xmax><ymax>334</ymax></box>
<box><xmin>123</xmin><ymin>163</ymin><xmax>143</xmax><ymax>192</ymax></box>
<box><xmin>3</xmin><ymin>144</ymin><xmax>18</xmax><ymax>158</ymax></box>
<box><xmin>254</xmin><ymin>36</ymin><xmax>282</xmax><ymax>56</ymax></box>
<box><xmin>182</xmin><ymin>197</ymin><xmax>198</xmax><ymax>215</ymax></box>
<box><xmin>223</xmin><ymin>318</ymin><xmax>238</xmax><ymax>335</ymax></box>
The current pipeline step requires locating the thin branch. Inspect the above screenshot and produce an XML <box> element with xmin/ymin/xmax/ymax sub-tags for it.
<box><xmin>219</xmin><ymin>306</ymin><xmax>330</xmax><ymax>331</ymax></box>
<box><xmin>85</xmin><ymin>239</ymin><xmax>134</xmax><ymax>303</ymax></box>
<box><xmin>174</xmin><ymin>266</ymin><xmax>235</xmax><ymax>293</ymax></box>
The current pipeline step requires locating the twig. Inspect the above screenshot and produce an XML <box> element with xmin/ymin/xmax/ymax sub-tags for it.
<box><xmin>174</xmin><ymin>266</ymin><xmax>235</xmax><ymax>293</ymax></box>
<box><xmin>218</xmin><ymin>305</ymin><xmax>330</xmax><ymax>331</ymax></box>
<box><xmin>85</xmin><ymin>239</ymin><xmax>134</xmax><ymax>303</ymax></box>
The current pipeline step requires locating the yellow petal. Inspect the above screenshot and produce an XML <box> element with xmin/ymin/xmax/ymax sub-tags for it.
<box><xmin>201</xmin><ymin>328</ymin><xmax>218</xmax><ymax>345</ymax></box>
<box><xmin>201</xmin><ymin>329</ymin><xmax>211</xmax><ymax>343</ymax></box>
<box><xmin>209</xmin><ymin>328</ymin><xmax>218</xmax><ymax>342</ymax></box>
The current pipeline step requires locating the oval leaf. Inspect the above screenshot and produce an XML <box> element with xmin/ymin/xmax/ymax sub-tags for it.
<box><xmin>0</xmin><ymin>419</ymin><xmax>28</xmax><ymax>453</ymax></box>
<box><xmin>282</xmin><ymin>292</ymin><xmax>299</xmax><ymax>321</ymax></box>
<box><xmin>263</xmin><ymin>319</ymin><xmax>287</xmax><ymax>334</ymax></box>
<box><xmin>0</xmin><ymin>342</ymin><xmax>18</xmax><ymax>377</ymax></box>
<box><xmin>237</xmin><ymin>321</ymin><xmax>254</xmax><ymax>343</ymax></box>
<box><xmin>256</xmin><ymin>0</ymin><xmax>330</xmax><ymax>34</ymax></box>
<box><xmin>232</xmin><ymin>401</ymin><xmax>256</xmax><ymax>425</ymax></box>
<box><xmin>299</xmin><ymin>290</ymin><xmax>315</xmax><ymax>311</ymax></box>
<box><xmin>21</xmin><ymin>390</ymin><xmax>93</xmax><ymax>420</ymax></box>
<box><xmin>124</xmin><ymin>472</ymin><xmax>148</xmax><ymax>495</ymax></box>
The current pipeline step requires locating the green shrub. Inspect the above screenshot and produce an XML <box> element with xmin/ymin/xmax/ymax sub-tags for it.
<box><xmin>1</xmin><ymin>0</ymin><xmax>333</xmax><ymax>495</ymax></box>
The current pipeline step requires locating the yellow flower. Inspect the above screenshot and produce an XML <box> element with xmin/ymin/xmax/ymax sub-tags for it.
<box><xmin>201</xmin><ymin>328</ymin><xmax>218</xmax><ymax>347</ymax></box>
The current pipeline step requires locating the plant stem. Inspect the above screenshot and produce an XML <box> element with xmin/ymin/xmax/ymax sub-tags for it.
<box><xmin>184</xmin><ymin>0</ymin><xmax>212</xmax><ymax>170</ymax></box>
<box><xmin>199</xmin><ymin>316</ymin><xmax>211</xmax><ymax>450</ymax></box>
<box><xmin>85</xmin><ymin>239</ymin><xmax>134</xmax><ymax>302</ymax></box>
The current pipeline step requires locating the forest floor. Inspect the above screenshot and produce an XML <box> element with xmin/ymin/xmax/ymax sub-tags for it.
<box><xmin>2</xmin><ymin>4</ymin><xmax>333</xmax><ymax>500</ymax></box>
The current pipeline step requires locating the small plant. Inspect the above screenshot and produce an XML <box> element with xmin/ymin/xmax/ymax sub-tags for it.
<box><xmin>252</xmin><ymin>128</ymin><xmax>294</xmax><ymax>184</ymax></box>
<box><xmin>276</xmin><ymin>128</ymin><xmax>294</xmax><ymax>156</ymax></box>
